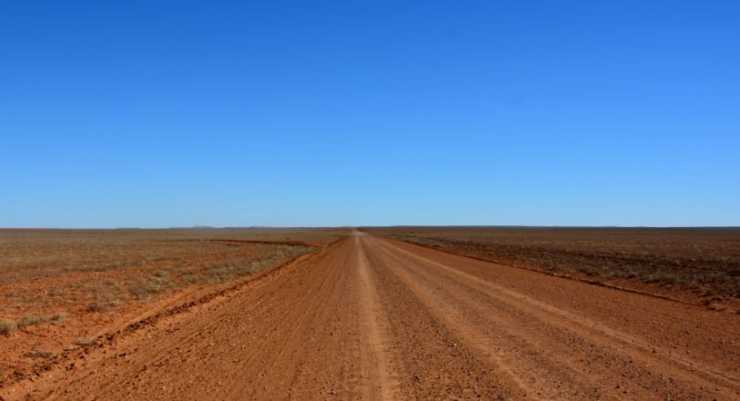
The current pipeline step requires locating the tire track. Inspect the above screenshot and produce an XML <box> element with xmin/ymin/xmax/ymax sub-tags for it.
<box><xmin>354</xmin><ymin>234</ymin><xmax>400</xmax><ymax>401</ymax></box>
<box><xmin>363</xmin><ymin>238</ymin><xmax>526</xmax><ymax>400</ymax></box>
<box><xmin>371</xmin><ymin>236</ymin><xmax>740</xmax><ymax>401</ymax></box>
<box><xmin>371</xmin><ymin>237</ymin><xmax>603</xmax><ymax>401</ymax></box>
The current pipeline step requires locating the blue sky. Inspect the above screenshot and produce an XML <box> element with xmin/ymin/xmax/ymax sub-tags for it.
<box><xmin>2</xmin><ymin>1</ymin><xmax>739</xmax><ymax>227</ymax></box>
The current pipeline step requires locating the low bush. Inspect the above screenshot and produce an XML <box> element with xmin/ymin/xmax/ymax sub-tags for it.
<box><xmin>17</xmin><ymin>315</ymin><xmax>45</xmax><ymax>328</ymax></box>
<box><xmin>74</xmin><ymin>337</ymin><xmax>96</xmax><ymax>346</ymax></box>
<box><xmin>0</xmin><ymin>319</ymin><xmax>18</xmax><ymax>335</ymax></box>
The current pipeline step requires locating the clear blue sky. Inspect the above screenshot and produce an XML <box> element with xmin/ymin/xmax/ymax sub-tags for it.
<box><xmin>2</xmin><ymin>1</ymin><xmax>739</xmax><ymax>228</ymax></box>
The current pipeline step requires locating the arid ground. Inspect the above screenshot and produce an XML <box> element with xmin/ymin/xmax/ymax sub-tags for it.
<box><xmin>0</xmin><ymin>228</ymin><xmax>343</xmax><ymax>389</ymax></box>
<box><xmin>367</xmin><ymin>226</ymin><xmax>740</xmax><ymax>309</ymax></box>
<box><xmin>1</xmin><ymin>228</ymin><xmax>739</xmax><ymax>400</ymax></box>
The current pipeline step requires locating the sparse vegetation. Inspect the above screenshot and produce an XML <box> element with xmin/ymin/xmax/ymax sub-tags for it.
<box><xmin>0</xmin><ymin>228</ymin><xmax>345</xmax><ymax>386</ymax></box>
<box><xmin>0</xmin><ymin>229</ymin><xmax>329</xmax><ymax>319</ymax></box>
<box><xmin>0</xmin><ymin>319</ymin><xmax>18</xmax><ymax>335</ymax></box>
<box><xmin>9</xmin><ymin>313</ymin><xmax>69</xmax><ymax>329</ymax></box>
<box><xmin>50</xmin><ymin>313</ymin><xmax>66</xmax><ymax>323</ymax></box>
<box><xmin>86</xmin><ymin>301</ymin><xmax>118</xmax><ymax>313</ymax></box>
<box><xmin>368</xmin><ymin>227</ymin><xmax>740</xmax><ymax>300</ymax></box>
<box><xmin>17</xmin><ymin>315</ymin><xmax>45</xmax><ymax>328</ymax></box>
<box><xmin>24</xmin><ymin>350</ymin><xmax>54</xmax><ymax>359</ymax></box>
<box><xmin>74</xmin><ymin>337</ymin><xmax>97</xmax><ymax>347</ymax></box>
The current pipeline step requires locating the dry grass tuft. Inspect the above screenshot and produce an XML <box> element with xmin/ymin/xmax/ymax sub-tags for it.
<box><xmin>49</xmin><ymin>312</ymin><xmax>67</xmax><ymax>323</ymax></box>
<box><xmin>23</xmin><ymin>350</ymin><xmax>54</xmax><ymax>359</ymax></box>
<box><xmin>0</xmin><ymin>319</ymin><xmax>18</xmax><ymax>335</ymax></box>
<box><xmin>17</xmin><ymin>315</ymin><xmax>45</xmax><ymax>328</ymax></box>
<box><xmin>73</xmin><ymin>337</ymin><xmax>97</xmax><ymax>347</ymax></box>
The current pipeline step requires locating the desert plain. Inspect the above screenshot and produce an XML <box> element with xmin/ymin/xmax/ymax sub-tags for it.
<box><xmin>1</xmin><ymin>227</ymin><xmax>739</xmax><ymax>400</ymax></box>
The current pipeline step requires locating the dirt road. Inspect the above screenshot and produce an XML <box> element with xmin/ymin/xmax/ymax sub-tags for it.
<box><xmin>5</xmin><ymin>233</ymin><xmax>739</xmax><ymax>400</ymax></box>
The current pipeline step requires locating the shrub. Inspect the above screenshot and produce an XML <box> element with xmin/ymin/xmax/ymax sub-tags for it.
<box><xmin>50</xmin><ymin>312</ymin><xmax>67</xmax><ymax>323</ymax></box>
<box><xmin>74</xmin><ymin>337</ymin><xmax>96</xmax><ymax>346</ymax></box>
<box><xmin>0</xmin><ymin>319</ymin><xmax>18</xmax><ymax>335</ymax></box>
<box><xmin>24</xmin><ymin>350</ymin><xmax>54</xmax><ymax>359</ymax></box>
<box><xmin>17</xmin><ymin>315</ymin><xmax>45</xmax><ymax>328</ymax></box>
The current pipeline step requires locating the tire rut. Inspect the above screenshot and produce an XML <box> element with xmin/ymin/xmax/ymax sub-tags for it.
<box><xmin>354</xmin><ymin>234</ymin><xmax>401</xmax><ymax>401</ymax></box>
<box><xmin>371</xmin><ymin>236</ymin><xmax>740</xmax><ymax>401</ymax></box>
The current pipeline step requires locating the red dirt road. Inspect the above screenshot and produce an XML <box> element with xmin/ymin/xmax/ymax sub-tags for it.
<box><xmin>5</xmin><ymin>233</ymin><xmax>739</xmax><ymax>400</ymax></box>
